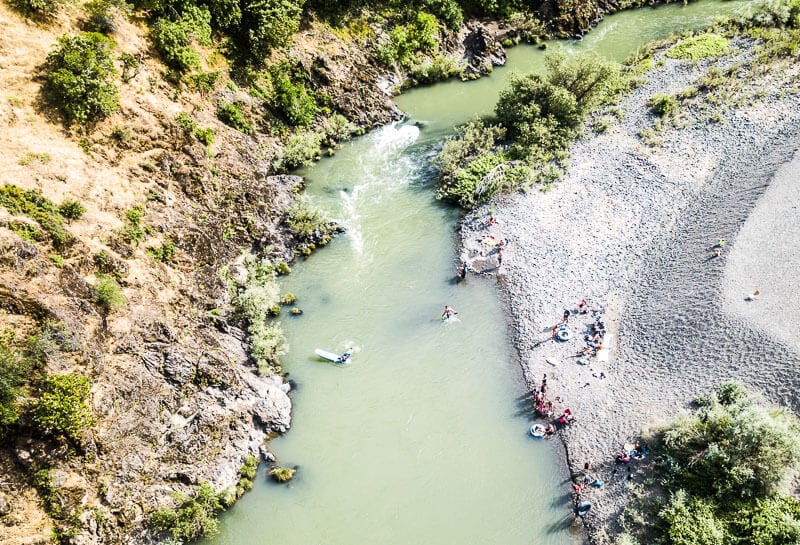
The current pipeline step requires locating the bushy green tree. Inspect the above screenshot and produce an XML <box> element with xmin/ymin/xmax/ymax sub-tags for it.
<box><xmin>31</xmin><ymin>373</ymin><xmax>95</xmax><ymax>443</ymax></box>
<box><xmin>58</xmin><ymin>200</ymin><xmax>86</xmax><ymax>222</ymax></box>
<box><xmin>659</xmin><ymin>383</ymin><xmax>800</xmax><ymax>500</ymax></box>
<box><xmin>378</xmin><ymin>12</ymin><xmax>440</xmax><ymax>67</ymax></box>
<box><xmin>435</xmin><ymin>119</ymin><xmax>506</xmax><ymax>207</ymax></box>
<box><xmin>544</xmin><ymin>51</ymin><xmax>622</xmax><ymax>112</ymax></box>
<box><xmin>44</xmin><ymin>32</ymin><xmax>119</xmax><ymax>125</ymax></box>
<box><xmin>495</xmin><ymin>73</ymin><xmax>580</xmax><ymax>159</ymax></box>
<box><xmin>243</xmin><ymin>0</ymin><xmax>305</xmax><ymax>62</ymax></box>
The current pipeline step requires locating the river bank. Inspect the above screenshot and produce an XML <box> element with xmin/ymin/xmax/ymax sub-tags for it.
<box><xmin>461</xmin><ymin>38</ymin><xmax>800</xmax><ymax>542</ymax></box>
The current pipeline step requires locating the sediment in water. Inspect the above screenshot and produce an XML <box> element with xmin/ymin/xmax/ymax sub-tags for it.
<box><xmin>460</xmin><ymin>40</ymin><xmax>800</xmax><ymax>542</ymax></box>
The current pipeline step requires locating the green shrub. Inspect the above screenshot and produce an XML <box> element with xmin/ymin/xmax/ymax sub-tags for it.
<box><xmin>120</xmin><ymin>206</ymin><xmax>146</xmax><ymax>245</ymax></box>
<box><xmin>217</xmin><ymin>101</ymin><xmax>253</xmax><ymax>134</ymax></box>
<box><xmin>435</xmin><ymin>119</ymin><xmax>506</xmax><ymax>207</ymax></box>
<box><xmin>48</xmin><ymin>253</ymin><xmax>64</xmax><ymax>267</ymax></box>
<box><xmin>658</xmin><ymin>382</ymin><xmax>800</xmax><ymax>500</ymax></box>
<box><xmin>0</xmin><ymin>185</ymin><xmax>73</xmax><ymax>248</ymax></box>
<box><xmin>187</xmin><ymin>71</ymin><xmax>220</xmax><ymax>94</ymax></box>
<box><xmin>93</xmin><ymin>275</ymin><xmax>126</xmax><ymax>316</ymax></box>
<box><xmin>407</xmin><ymin>54</ymin><xmax>461</xmax><ymax>85</ymax></box>
<box><xmin>233</xmin><ymin>255</ymin><xmax>286</xmax><ymax>373</ymax></box>
<box><xmin>321</xmin><ymin>113</ymin><xmax>355</xmax><ymax>144</ymax></box>
<box><xmin>175</xmin><ymin>113</ymin><xmax>198</xmax><ymax>133</ymax></box>
<box><xmin>544</xmin><ymin>51</ymin><xmax>622</xmax><ymax>112</ymax></box>
<box><xmin>151</xmin><ymin>5</ymin><xmax>212</xmax><ymax>73</ymax></box>
<box><xmin>151</xmin><ymin>482</ymin><xmax>222</xmax><ymax>542</ymax></box>
<box><xmin>279</xmin><ymin>293</ymin><xmax>296</xmax><ymax>305</ymax></box>
<box><xmin>269</xmin><ymin>467</ymin><xmax>295</xmax><ymax>482</ymax></box>
<box><xmin>378</xmin><ymin>12</ymin><xmax>439</xmax><ymax>68</ymax></box>
<box><xmin>194</xmin><ymin>127</ymin><xmax>214</xmax><ymax>146</ymax></box>
<box><xmin>268</xmin><ymin>61</ymin><xmax>318</xmax><ymax>127</ymax></box>
<box><xmin>31</xmin><ymin>373</ymin><xmax>95</xmax><ymax>443</ymax></box>
<box><xmin>648</xmin><ymin>93</ymin><xmax>678</xmax><ymax>118</ymax></box>
<box><xmin>44</xmin><ymin>32</ymin><xmax>119</xmax><ymax>125</ymax></box>
<box><xmin>9</xmin><ymin>0</ymin><xmax>66</xmax><ymax>19</ymax></box>
<box><xmin>285</xmin><ymin>198</ymin><xmax>333</xmax><ymax>241</ymax></box>
<box><xmin>146</xmin><ymin>239</ymin><xmax>176</xmax><ymax>262</ymax></box>
<box><xmin>659</xmin><ymin>490</ymin><xmax>725</xmax><ymax>545</ymax></box>
<box><xmin>58</xmin><ymin>200</ymin><xmax>86</xmax><ymax>222</ymax></box>
<box><xmin>278</xmin><ymin>131</ymin><xmax>322</xmax><ymax>170</ymax></box>
<box><xmin>666</xmin><ymin>33</ymin><xmax>730</xmax><ymax>60</ymax></box>
<box><xmin>243</xmin><ymin>0</ymin><xmax>304</xmax><ymax>62</ymax></box>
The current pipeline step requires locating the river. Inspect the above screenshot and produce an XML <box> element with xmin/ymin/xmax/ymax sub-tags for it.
<box><xmin>206</xmin><ymin>2</ymin><xmax>747</xmax><ymax>544</ymax></box>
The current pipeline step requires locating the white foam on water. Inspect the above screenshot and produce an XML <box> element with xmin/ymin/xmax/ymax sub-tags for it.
<box><xmin>335</xmin><ymin>122</ymin><xmax>420</xmax><ymax>257</ymax></box>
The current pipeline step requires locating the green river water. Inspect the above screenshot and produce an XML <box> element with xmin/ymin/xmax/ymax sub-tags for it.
<box><xmin>207</xmin><ymin>2</ymin><xmax>747</xmax><ymax>544</ymax></box>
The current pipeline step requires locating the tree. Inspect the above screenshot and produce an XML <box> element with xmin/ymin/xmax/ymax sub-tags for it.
<box><xmin>31</xmin><ymin>373</ymin><xmax>95</xmax><ymax>443</ymax></box>
<box><xmin>545</xmin><ymin>51</ymin><xmax>621</xmax><ymax>112</ymax></box>
<box><xmin>495</xmin><ymin>73</ymin><xmax>580</xmax><ymax>159</ymax></box>
<box><xmin>44</xmin><ymin>32</ymin><xmax>119</xmax><ymax>125</ymax></box>
<box><xmin>243</xmin><ymin>0</ymin><xmax>305</xmax><ymax>62</ymax></box>
<box><xmin>658</xmin><ymin>383</ymin><xmax>800</xmax><ymax>500</ymax></box>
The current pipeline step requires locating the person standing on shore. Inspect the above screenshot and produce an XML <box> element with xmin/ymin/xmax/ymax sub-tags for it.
<box><xmin>563</xmin><ymin>309</ymin><xmax>570</xmax><ymax>323</ymax></box>
<box><xmin>497</xmin><ymin>248</ymin><xmax>503</xmax><ymax>267</ymax></box>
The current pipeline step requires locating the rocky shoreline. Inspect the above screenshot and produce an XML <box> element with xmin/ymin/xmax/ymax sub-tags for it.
<box><xmin>460</xmin><ymin>41</ymin><xmax>800</xmax><ymax>542</ymax></box>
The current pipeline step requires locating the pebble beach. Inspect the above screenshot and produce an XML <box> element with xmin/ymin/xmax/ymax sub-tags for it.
<box><xmin>460</xmin><ymin>42</ymin><xmax>800</xmax><ymax>540</ymax></box>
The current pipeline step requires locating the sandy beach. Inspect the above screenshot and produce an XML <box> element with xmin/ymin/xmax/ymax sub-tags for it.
<box><xmin>461</xmin><ymin>42</ymin><xmax>800</xmax><ymax>541</ymax></box>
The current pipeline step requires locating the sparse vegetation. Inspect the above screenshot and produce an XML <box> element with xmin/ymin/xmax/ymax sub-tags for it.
<box><xmin>120</xmin><ymin>205</ymin><xmax>146</xmax><ymax>245</ymax></box>
<box><xmin>0</xmin><ymin>185</ymin><xmax>73</xmax><ymax>248</ymax></box>
<box><xmin>44</xmin><ymin>32</ymin><xmax>119</xmax><ymax>125</ymax></box>
<box><xmin>146</xmin><ymin>239</ymin><xmax>177</xmax><ymax>262</ymax></box>
<box><xmin>232</xmin><ymin>255</ymin><xmax>286</xmax><ymax>374</ymax></box>
<box><xmin>18</xmin><ymin>151</ymin><xmax>51</xmax><ymax>166</ymax></box>
<box><xmin>0</xmin><ymin>330</ymin><xmax>34</xmax><ymax>428</ymax></box>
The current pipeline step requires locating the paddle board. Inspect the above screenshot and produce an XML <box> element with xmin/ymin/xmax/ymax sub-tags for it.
<box><xmin>315</xmin><ymin>349</ymin><xmax>349</xmax><ymax>364</ymax></box>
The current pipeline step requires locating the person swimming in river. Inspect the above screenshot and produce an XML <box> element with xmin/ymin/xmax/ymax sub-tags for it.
<box><xmin>336</xmin><ymin>351</ymin><xmax>352</xmax><ymax>363</ymax></box>
<box><xmin>442</xmin><ymin>305</ymin><xmax>458</xmax><ymax>320</ymax></box>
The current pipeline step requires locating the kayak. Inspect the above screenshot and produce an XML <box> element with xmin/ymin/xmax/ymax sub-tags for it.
<box><xmin>315</xmin><ymin>349</ymin><xmax>349</xmax><ymax>364</ymax></box>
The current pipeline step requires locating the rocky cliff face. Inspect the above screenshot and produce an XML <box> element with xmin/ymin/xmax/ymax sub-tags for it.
<box><xmin>0</xmin><ymin>1</ymin><xmax>614</xmax><ymax>542</ymax></box>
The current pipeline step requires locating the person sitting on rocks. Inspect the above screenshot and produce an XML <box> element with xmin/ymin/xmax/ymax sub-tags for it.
<box><xmin>615</xmin><ymin>450</ymin><xmax>631</xmax><ymax>465</ymax></box>
<box><xmin>577</xmin><ymin>299</ymin><xmax>588</xmax><ymax>314</ymax></box>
